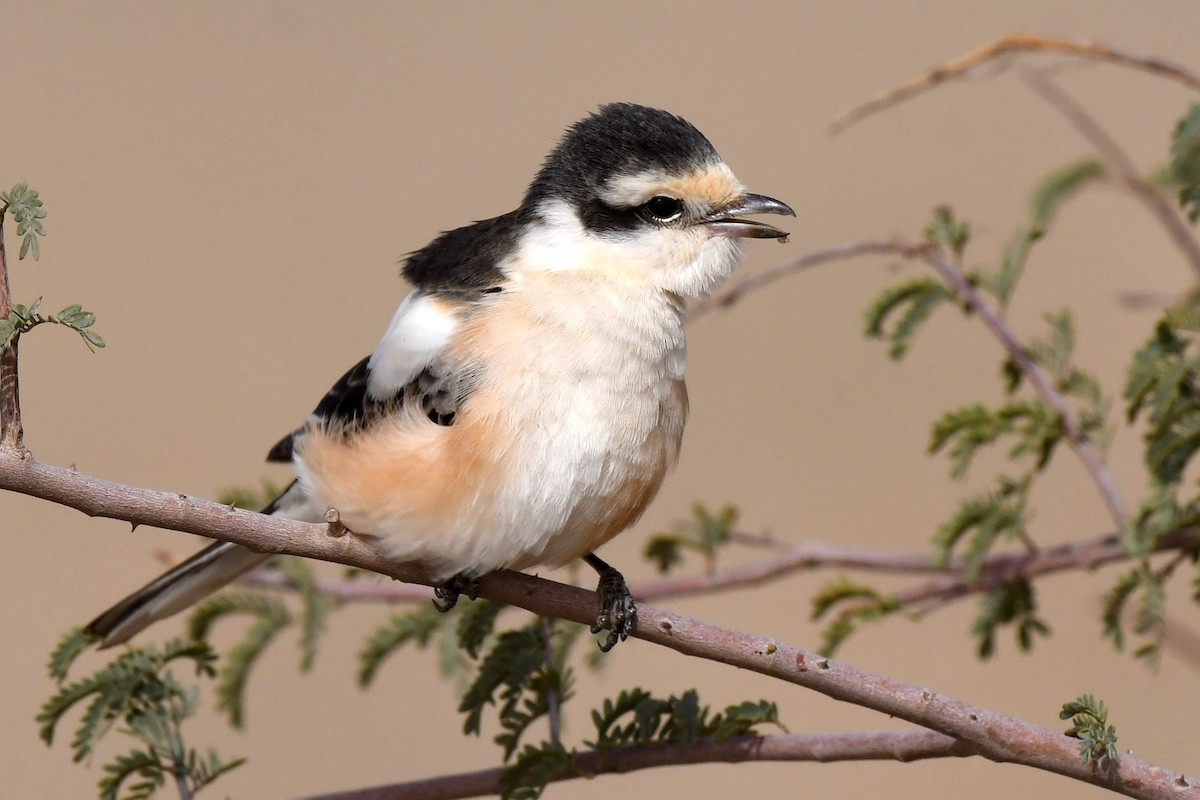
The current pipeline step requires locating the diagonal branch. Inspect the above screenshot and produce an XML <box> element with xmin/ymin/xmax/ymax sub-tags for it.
<box><xmin>918</xmin><ymin>245</ymin><xmax>1130</xmax><ymax>530</ymax></box>
<box><xmin>1021</xmin><ymin>68</ymin><xmax>1200</xmax><ymax>278</ymax></box>
<box><xmin>0</xmin><ymin>452</ymin><xmax>1193</xmax><ymax>799</ymax></box>
<box><xmin>830</xmin><ymin>32</ymin><xmax>1200</xmax><ymax>134</ymax></box>
<box><xmin>699</xmin><ymin>236</ymin><xmax>1131</xmax><ymax>531</ymax></box>
<box><xmin>239</xmin><ymin>527</ymin><xmax>1197</xmax><ymax>617</ymax></box>
<box><xmin>294</xmin><ymin>730</ymin><xmax>975</xmax><ymax>800</ymax></box>
<box><xmin>690</xmin><ymin>239</ymin><xmax>926</xmax><ymax>320</ymax></box>
<box><xmin>237</xmin><ymin>536</ymin><xmax>952</xmax><ymax>605</ymax></box>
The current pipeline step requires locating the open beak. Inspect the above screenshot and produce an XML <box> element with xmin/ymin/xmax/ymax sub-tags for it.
<box><xmin>703</xmin><ymin>193</ymin><xmax>795</xmax><ymax>241</ymax></box>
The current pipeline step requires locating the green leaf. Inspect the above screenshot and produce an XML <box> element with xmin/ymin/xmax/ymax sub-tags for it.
<box><xmin>1060</xmin><ymin>694</ymin><xmax>1118</xmax><ymax>766</ymax></box>
<box><xmin>457</xmin><ymin>599</ymin><xmax>504</xmax><ymax>660</ymax></box>
<box><xmin>643</xmin><ymin>535</ymin><xmax>685</xmax><ymax>574</ymax></box>
<box><xmin>644</xmin><ymin>503</ymin><xmax>738</xmax><ymax>574</ymax></box>
<box><xmin>1032</xmin><ymin>158</ymin><xmax>1106</xmax><ymax>227</ymax></box>
<box><xmin>864</xmin><ymin>276</ymin><xmax>950</xmax><ymax>359</ymax></box>
<box><xmin>0</xmin><ymin>317</ymin><xmax>16</xmax><ymax>349</ymax></box>
<box><xmin>977</xmin><ymin>227</ymin><xmax>1042</xmax><ymax>305</ymax></box>
<box><xmin>187</xmin><ymin>748</ymin><xmax>246</xmax><ymax>793</ymax></box>
<box><xmin>930</xmin><ymin>401</ymin><xmax>1060</xmax><ymax>480</ymax></box>
<box><xmin>933</xmin><ymin>474</ymin><xmax>1031</xmax><ymax>581</ymax></box>
<box><xmin>810</xmin><ymin>577</ymin><xmax>897</xmax><ymax>656</ymax></box>
<box><xmin>924</xmin><ymin>206</ymin><xmax>971</xmax><ymax>257</ymax></box>
<box><xmin>588</xmin><ymin>688</ymin><xmax>783</xmax><ymax>752</ymax></box>
<box><xmin>459</xmin><ymin>627</ymin><xmax>543</xmax><ymax>737</ymax></box>
<box><xmin>98</xmin><ymin>750</ymin><xmax>164</xmax><ymax>800</ymax></box>
<box><xmin>3</xmin><ymin>182</ymin><xmax>47</xmax><ymax>261</ymax></box>
<box><xmin>271</xmin><ymin>556</ymin><xmax>333</xmax><ymax>672</ymax></box>
<box><xmin>589</xmin><ymin>687</ymin><xmax>653</xmax><ymax>747</ymax></box>
<box><xmin>186</xmin><ymin>592</ymin><xmax>290</xmax><ymax>728</ymax></box>
<box><xmin>811</xmin><ymin>577</ymin><xmax>886</xmax><ymax>620</ymax></box>
<box><xmin>972</xmin><ymin>580</ymin><xmax>1048</xmax><ymax>659</ymax></box>
<box><xmin>500</xmin><ymin>742</ymin><xmax>573</xmax><ymax>800</ymax></box>
<box><xmin>357</xmin><ymin>606</ymin><xmax>443</xmax><ymax>687</ymax></box>
<box><xmin>1169</xmin><ymin>104</ymin><xmax>1200</xmax><ymax>223</ymax></box>
<box><xmin>51</xmin><ymin>303</ymin><xmax>105</xmax><ymax>351</ymax></box>
<box><xmin>47</xmin><ymin>627</ymin><xmax>94</xmax><ymax>684</ymax></box>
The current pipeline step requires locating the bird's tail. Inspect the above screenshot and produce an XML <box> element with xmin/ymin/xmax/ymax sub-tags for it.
<box><xmin>84</xmin><ymin>480</ymin><xmax>315</xmax><ymax>648</ymax></box>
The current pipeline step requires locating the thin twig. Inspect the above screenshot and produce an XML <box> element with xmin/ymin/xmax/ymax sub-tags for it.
<box><xmin>888</xmin><ymin>529</ymin><xmax>1197</xmax><ymax>618</ymax></box>
<box><xmin>831</xmin><ymin>32</ymin><xmax>1200</xmax><ymax>134</ymax></box>
<box><xmin>1021</xmin><ymin>68</ymin><xmax>1200</xmax><ymax>278</ymax></box>
<box><xmin>237</xmin><ymin>537</ymin><xmax>953</xmax><ymax>606</ymax></box>
<box><xmin>690</xmin><ymin>239</ymin><xmax>925</xmax><ymax>320</ymax></box>
<box><xmin>0</xmin><ymin>453</ymin><xmax>1194</xmax><ymax>799</ymax></box>
<box><xmin>237</xmin><ymin>526</ymin><xmax>1199</xmax><ymax>635</ymax></box>
<box><xmin>293</xmin><ymin>730</ymin><xmax>975</xmax><ymax>800</ymax></box>
<box><xmin>0</xmin><ymin>204</ymin><xmax>23</xmax><ymax>451</ymax></box>
<box><xmin>919</xmin><ymin>246</ymin><xmax>1130</xmax><ymax>530</ymax></box>
<box><xmin>706</xmin><ymin>236</ymin><xmax>1131</xmax><ymax>531</ymax></box>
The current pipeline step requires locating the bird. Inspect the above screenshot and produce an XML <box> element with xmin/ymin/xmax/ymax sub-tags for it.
<box><xmin>85</xmin><ymin>102</ymin><xmax>793</xmax><ymax>652</ymax></box>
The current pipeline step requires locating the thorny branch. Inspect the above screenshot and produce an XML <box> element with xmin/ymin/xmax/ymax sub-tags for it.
<box><xmin>3</xmin><ymin>233</ymin><xmax>1185</xmax><ymax>797</ymax></box>
<box><xmin>830</xmin><ymin>32</ymin><xmax>1200</xmax><ymax>134</ymax></box>
<box><xmin>0</xmin><ymin>453</ymin><xmax>1193</xmax><ymax>800</ymax></box>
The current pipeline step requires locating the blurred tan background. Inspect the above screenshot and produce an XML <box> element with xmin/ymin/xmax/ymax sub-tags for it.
<box><xmin>3</xmin><ymin>2</ymin><xmax>1198</xmax><ymax>798</ymax></box>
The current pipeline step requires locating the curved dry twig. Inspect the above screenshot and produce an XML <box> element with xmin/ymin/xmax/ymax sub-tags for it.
<box><xmin>830</xmin><ymin>32</ymin><xmax>1200</xmax><ymax>134</ymax></box>
<box><xmin>1020</xmin><ymin>68</ymin><xmax>1200</xmax><ymax>278</ymax></box>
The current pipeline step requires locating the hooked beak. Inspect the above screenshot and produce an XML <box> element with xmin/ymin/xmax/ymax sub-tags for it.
<box><xmin>703</xmin><ymin>193</ymin><xmax>795</xmax><ymax>241</ymax></box>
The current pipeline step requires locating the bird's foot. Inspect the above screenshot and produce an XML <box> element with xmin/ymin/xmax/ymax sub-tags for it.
<box><xmin>433</xmin><ymin>573</ymin><xmax>479</xmax><ymax>612</ymax></box>
<box><xmin>589</xmin><ymin>562</ymin><xmax>636</xmax><ymax>652</ymax></box>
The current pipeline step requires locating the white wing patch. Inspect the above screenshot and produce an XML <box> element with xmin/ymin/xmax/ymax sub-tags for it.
<box><xmin>366</xmin><ymin>292</ymin><xmax>460</xmax><ymax>399</ymax></box>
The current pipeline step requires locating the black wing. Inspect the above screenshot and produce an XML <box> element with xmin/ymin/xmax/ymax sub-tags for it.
<box><xmin>266</xmin><ymin>354</ymin><xmax>467</xmax><ymax>463</ymax></box>
<box><xmin>266</xmin><ymin>356</ymin><xmax>371</xmax><ymax>462</ymax></box>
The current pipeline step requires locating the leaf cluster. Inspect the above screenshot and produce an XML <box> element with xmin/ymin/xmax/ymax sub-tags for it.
<box><xmin>857</xmin><ymin>159</ymin><xmax>1117</xmax><ymax>660</ymax></box>
<box><xmin>1116</xmin><ymin>316</ymin><xmax>1200</xmax><ymax>659</ymax></box>
<box><xmin>2</xmin><ymin>181</ymin><xmax>47</xmax><ymax>260</ymax></box>
<box><xmin>643</xmin><ymin>503</ymin><xmax>737</xmax><ymax>575</ymax></box>
<box><xmin>38</xmin><ymin>629</ymin><xmax>243</xmax><ymax>800</ymax></box>
<box><xmin>1169</xmin><ymin>104</ymin><xmax>1200</xmax><ymax>223</ymax></box>
<box><xmin>972</xmin><ymin>580</ymin><xmax>1049</xmax><ymax>659</ymax></box>
<box><xmin>0</xmin><ymin>296</ymin><xmax>105</xmax><ymax>351</ymax></box>
<box><xmin>503</xmin><ymin>689</ymin><xmax>783</xmax><ymax>800</ymax></box>
<box><xmin>809</xmin><ymin>577</ymin><xmax>898</xmax><ymax>657</ymax></box>
<box><xmin>1060</xmin><ymin>694</ymin><xmax>1118</xmax><ymax>767</ymax></box>
<box><xmin>1126</xmin><ymin>321</ymin><xmax>1200</xmax><ymax>487</ymax></box>
<box><xmin>186</xmin><ymin>563</ymin><xmax>332</xmax><ymax>729</ymax></box>
<box><xmin>458</xmin><ymin>622</ymin><xmax>574</xmax><ymax>753</ymax></box>
<box><xmin>588</xmin><ymin>688</ymin><xmax>784</xmax><ymax>748</ymax></box>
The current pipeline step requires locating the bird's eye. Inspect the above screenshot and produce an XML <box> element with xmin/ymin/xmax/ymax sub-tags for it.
<box><xmin>643</xmin><ymin>195</ymin><xmax>683</xmax><ymax>222</ymax></box>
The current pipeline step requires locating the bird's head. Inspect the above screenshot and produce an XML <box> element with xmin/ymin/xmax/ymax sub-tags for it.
<box><xmin>517</xmin><ymin>103</ymin><xmax>794</xmax><ymax>299</ymax></box>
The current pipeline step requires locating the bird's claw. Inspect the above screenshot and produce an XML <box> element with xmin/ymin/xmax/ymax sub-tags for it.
<box><xmin>433</xmin><ymin>573</ymin><xmax>479</xmax><ymax>613</ymax></box>
<box><xmin>590</xmin><ymin>566</ymin><xmax>636</xmax><ymax>652</ymax></box>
